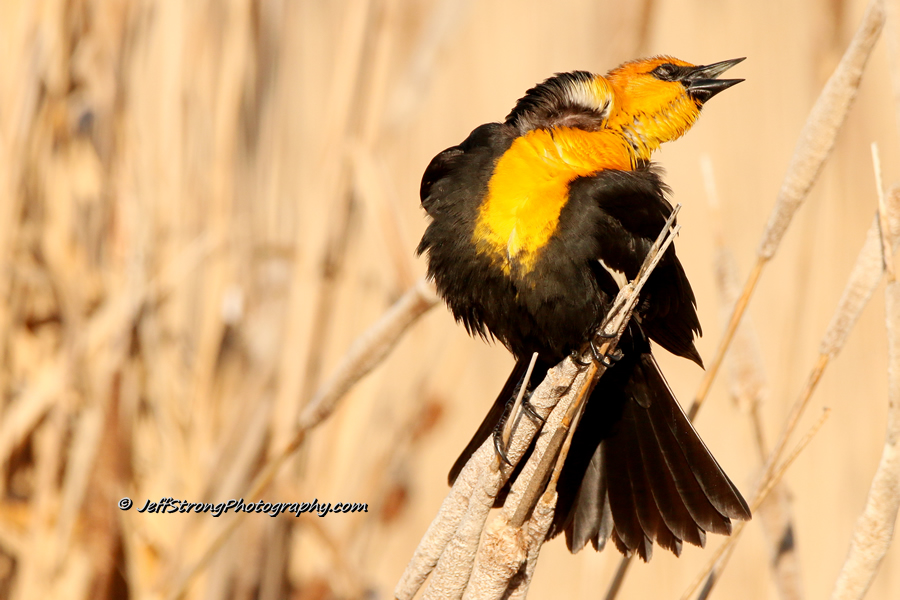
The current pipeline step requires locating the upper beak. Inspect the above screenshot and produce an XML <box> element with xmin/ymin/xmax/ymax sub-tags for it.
<box><xmin>682</xmin><ymin>57</ymin><xmax>745</xmax><ymax>103</ymax></box>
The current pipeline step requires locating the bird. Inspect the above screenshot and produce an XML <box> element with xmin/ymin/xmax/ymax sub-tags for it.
<box><xmin>416</xmin><ymin>56</ymin><xmax>751</xmax><ymax>560</ymax></box>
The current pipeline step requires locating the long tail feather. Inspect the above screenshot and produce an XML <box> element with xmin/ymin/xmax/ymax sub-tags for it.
<box><xmin>447</xmin><ymin>343</ymin><xmax>749</xmax><ymax>560</ymax></box>
<box><xmin>554</xmin><ymin>352</ymin><xmax>749</xmax><ymax>558</ymax></box>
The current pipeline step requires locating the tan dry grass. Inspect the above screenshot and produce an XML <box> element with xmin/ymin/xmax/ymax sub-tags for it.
<box><xmin>2</xmin><ymin>1</ymin><xmax>900</xmax><ymax>599</ymax></box>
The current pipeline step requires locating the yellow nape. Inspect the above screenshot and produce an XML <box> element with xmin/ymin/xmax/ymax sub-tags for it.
<box><xmin>473</xmin><ymin>126</ymin><xmax>633</xmax><ymax>276</ymax></box>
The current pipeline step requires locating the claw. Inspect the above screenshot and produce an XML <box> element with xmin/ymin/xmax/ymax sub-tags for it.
<box><xmin>599</xmin><ymin>348</ymin><xmax>624</xmax><ymax>368</ymax></box>
<box><xmin>493</xmin><ymin>354</ymin><xmax>548</xmax><ymax>468</ymax></box>
<box><xmin>573</xmin><ymin>341</ymin><xmax>624</xmax><ymax>368</ymax></box>
<box><xmin>494</xmin><ymin>429</ymin><xmax>512</xmax><ymax>466</ymax></box>
<box><xmin>521</xmin><ymin>397</ymin><xmax>546</xmax><ymax>426</ymax></box>
<box><xmin>493</xmin><ymin>419</ymin><xmax>513</xmax><ymax>466</ymax></box>
<box><xmin>571</xmin><ymin>349</ymin><xmax>591</xmax><ymax>367</ymax></box>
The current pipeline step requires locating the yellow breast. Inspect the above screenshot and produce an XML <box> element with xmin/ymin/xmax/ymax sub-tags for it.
<box><xmin>473</xmin><ymin>127</ymin><xmax>633</xmax><ymax>277</ymax></box>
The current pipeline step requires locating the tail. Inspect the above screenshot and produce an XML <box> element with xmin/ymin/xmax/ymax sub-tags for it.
<box><xmin>447</xmin><ymin>350</ymin><xmax>750</xmax><ymax>560</ymax></box>
<box><xmin>549</xmin><ymin>352</ymin><xmax>751</xmax><ymax>560</ymax></box>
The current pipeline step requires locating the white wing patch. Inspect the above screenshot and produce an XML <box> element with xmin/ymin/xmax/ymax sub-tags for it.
<box><xmin>598</xmin><ymin>258</ymin><xmax>629</xmax><ymax>290</ymax></box>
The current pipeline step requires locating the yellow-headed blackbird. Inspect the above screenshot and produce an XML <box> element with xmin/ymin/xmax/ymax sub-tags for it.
<box><xmin>416</xmin><ymin>56</ymin><xmax>752</xmax><ymax>560</ymax></box>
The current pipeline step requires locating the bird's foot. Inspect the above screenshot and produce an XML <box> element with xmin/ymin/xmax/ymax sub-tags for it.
<box><xmin>599</xmin><ymin>348</ymin><xmax>624</xmax><ymax>367</ymax></box>
<box><xmin>586</xmin><ymin>337</ymin><xmax>624</xmax><ymax>368</ymax></box>
<box><xmin>493</xmin><ymin>379</ymin><xmax>545</xmax><ymax>467</ymax></box>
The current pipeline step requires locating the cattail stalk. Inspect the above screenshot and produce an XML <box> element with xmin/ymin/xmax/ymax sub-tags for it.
<box><xmin>829</xmin><ymin>147</ymin><xmax>900</xmax><ymax>600</ymax></box>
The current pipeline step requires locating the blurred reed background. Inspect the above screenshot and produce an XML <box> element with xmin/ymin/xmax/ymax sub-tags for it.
<box><xmin>1</xmin><ymin>0</ymin><xmax>899</xmax><ymax>599</ymax></box>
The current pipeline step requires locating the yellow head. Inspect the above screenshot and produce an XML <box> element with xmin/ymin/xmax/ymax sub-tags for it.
<box><xmin>604</xmin><ymin>56</ymin><xmax>745</xmax><ymax>159</ymax></box>
<box><xmin>504</xmin><ymin>57</ymin><xmax>744</xmax><ymax>164</ymax></box>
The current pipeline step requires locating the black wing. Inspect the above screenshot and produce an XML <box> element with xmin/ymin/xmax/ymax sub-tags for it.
<box><xmin>568</xmin><ymin>165</ymin><xmax>703</xmax><ymax>366</ymax></box>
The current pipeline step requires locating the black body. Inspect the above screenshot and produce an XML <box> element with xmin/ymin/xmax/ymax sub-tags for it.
<box><xmin>417</xmin><ymin>114</ymin><xmax>750</xmax><ymax>559</ymax></box>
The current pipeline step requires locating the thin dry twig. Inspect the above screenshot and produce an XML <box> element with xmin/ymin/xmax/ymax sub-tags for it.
<box><xmin>703</xmin><ymin>155</ymin><xmax>805</xmax><ymax>600</ymax></box>
<box><xmin>602</xmin><ymin>556</ymin><xmax>634</xmax><ymax>600</ymax></box>
<box><xmin>820</xmin><ymin>190</ymin><xmax>900</xmax><ymax>358</ymax></box>
<box><xmin>501</xmin><ymin>353</ymin><xmax>540</xmax><ymax>450</ymax></box>
<box><xmin>873</xmin><ymin>145</ymin><xmax>895</xmax><ymax>282</ymax></box>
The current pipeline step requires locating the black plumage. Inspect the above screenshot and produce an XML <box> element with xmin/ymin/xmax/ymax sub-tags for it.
<box><xmin>416</xmin><ymin>64</ymin><xmax>750</xmax><ymax>558</ymax></box>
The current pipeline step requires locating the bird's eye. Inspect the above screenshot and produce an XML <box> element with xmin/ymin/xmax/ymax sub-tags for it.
<box><xmin>652</xmin><ymin>64</ymin><xmax>678</xmax><ymax>80</ymax></box>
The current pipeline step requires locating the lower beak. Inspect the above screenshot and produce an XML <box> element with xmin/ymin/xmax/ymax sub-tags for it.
<box><xmin>683</xmin><ymin>57</ymin><xmax>745</xmax><ymax>103</ymax></box>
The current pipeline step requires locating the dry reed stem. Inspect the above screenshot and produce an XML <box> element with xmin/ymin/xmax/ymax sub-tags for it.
<box><xmin>396</xmin><ymin>211</ymin><xmax>681</xmax><ymax>600</ymax></box>
<box><xmin>758</xmin><ymin>0</ymin><xmax>885</xmax><ymax>259</ymax></box>
<box><xmin>687</xmin><ymin>181</ymin><xmax>900</xmax><ymax>599</ymax></box>
<box><xmin>301</xmin><ymin>278</ymin><xmax>440</xmax><ymax>429</ymax></box>
<box><xmin>701</xmin><ymin>156</ymin><xmax>768</xmax><ymax>415</ymax></box>
<box><xmin>300</xmin><ymin>0</ymin><xmax>422</xmax><ymax>403</ymax></box>
<box><xmin>821</xmin><ymin>186</ymin><xmax>900</xmax><ymax>357</ymax></box>
<box><xmin>750</xmin><ymin>425</ymin><xmax>805</xmax><ymax>600</ymax></box>
<box><xmin>688</xmin><ymin>0</ymin><xmax>885</xmax><ymax>420</ymax></box>
<box><xmin>829</xmin><ymin>150</ymin><xmax>900</xmax><ymax>600</ymax></box>
<box><xmin>501</xmin><ymin>353</ymin><xmax>540</xmax><ymax>450</ymax></box>
<box><xmin>704</xmin><ymin>155</ymin><xmax>805</xmax><ymax>600</ymax></box>
<box><xmin>873</xmin><ymin>146</ymin><xmax>895</xmax><ymax>281</ymax></box>
<box><xmin>284</xmin><ymin>0</ymin><xmax>374</xmax><ymax>410</ymax></box>
<box><xmin>167</xmin><ymin>276</ymin><xmax>440</xmax><ymax>599</ymax></box>
<box><xmin>602</xmin><ymin>557</ymin><xmax>633</xmax><ymax>600</ymax></box>
<box><xmin>166</xmin><ymin>433</ymin><xmax>300</xmax><ymax>600</ymax></box>
<box><xmin>399</xmin><ymin>358</ymin><xmax>584</xmax><ymax>600</ymax></box>
<box><xmin>167</xmin><ymin>3</ymin><xmax>468</xmax><ymax>592</ymax></box>
<box><xmin>500</xmin><ymin>492</ymin><xmax>556</xmax><ymax>600</ymax></box>
<box><xmin>397</xmin><ymin>312</ymin><xmax>596</xmax><ymax>597</ymax></box>
<box><xmin>187</xmin><ymin>0</ymin><xmax>252</xmax><ymax>450</ymax></box>
<box><xmin>461</xmin><ymin>371</ymin><xmax>585</xmax><ymax>600</ymax></box>
<box><xmin>426</xmin><ymin>458</ymin><xmax>513</xmax><ymax>598</ymax></box>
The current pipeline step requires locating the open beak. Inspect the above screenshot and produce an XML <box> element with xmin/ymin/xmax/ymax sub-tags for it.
<box><xmin>682</xmin><ymin>57</ymin><xmax>745</xmax><ymax>103</ymax></box>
